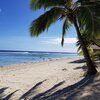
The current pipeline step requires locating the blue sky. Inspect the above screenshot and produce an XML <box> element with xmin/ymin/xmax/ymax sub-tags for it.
<box><xmin>0</xmin><ymin>0</ymin><xmax>78</xmax><ymax>52</ymax></box>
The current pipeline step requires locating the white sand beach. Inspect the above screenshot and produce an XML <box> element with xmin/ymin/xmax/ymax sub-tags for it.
<box><xmin>0</xmin><ymin>58</ymin><xmax>84</xmax><ymax>99</ymax></box>
<box><xmin>0</xmin><ymin>58</ymin><xmax>99</xmax><ymax>100</ymax></box>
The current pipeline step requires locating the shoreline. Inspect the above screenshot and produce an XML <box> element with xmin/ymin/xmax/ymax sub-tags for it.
<box><xmin>0</xmin><ymin>58</ymin><xmax>85</xmax><ymax>100</ymax></box>
<box><xmin>0</xmin><ymin>57</ymin><xmax>82</xmax><ymax>68</ymax></box>
<box><xmin>0</xmin><ymin>51</ymin><xmax>80</xmax><ymax>67</ymax></box>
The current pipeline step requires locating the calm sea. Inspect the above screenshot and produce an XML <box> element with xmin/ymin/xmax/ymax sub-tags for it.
<box><xmin>0</xmin><ymin>51</ymin><xmax>79</xmax><ymax>66</ymax></box>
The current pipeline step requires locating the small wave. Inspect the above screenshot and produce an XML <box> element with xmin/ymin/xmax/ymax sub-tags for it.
<box><xmin>0</xmin><ymin>52</ymin><xmax>30</xmax><ymax>54</ymax></box>
<box><xmin>22</xmin><ymin>52</ymin><xmax>29</xmax><ymax>54</ymax></box>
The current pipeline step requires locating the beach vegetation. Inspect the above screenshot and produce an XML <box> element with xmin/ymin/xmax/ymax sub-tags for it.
<box><xmin>93</xmin><ymin>51</ymin><xmax>100</xmax><ymax>57</ymax></box>
<box><xmin>30</xmin><ymin>0</ymin><xmax>100</xmax><ymax>76</ymax></box>
<box><xmin>79</xmin><ymin>47</ymin><xmax>93</xmax><ymax>57</ymax></box>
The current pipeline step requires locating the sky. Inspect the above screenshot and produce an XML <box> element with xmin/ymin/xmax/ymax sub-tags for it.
<box><xmin>0</xmin><ymin>0</ymin><xmax>78</xmax><ymax>52</ymax></box>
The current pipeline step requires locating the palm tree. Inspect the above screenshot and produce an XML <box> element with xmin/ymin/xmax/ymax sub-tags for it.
<box><xmin>30</xmin><ymin>0</ymin><xmax>100</xmax><ymax>76</ymax></box>
<box><xmin>77</xmin><ymin>34</ymin><xmax>100</xmax><ymax>52</ymax></box>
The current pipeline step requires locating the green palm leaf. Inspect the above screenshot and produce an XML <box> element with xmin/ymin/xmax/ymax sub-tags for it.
<box><xmin>30</xmin><ymin>0</ymin><xmax>65</xmax><ymax>10</ymax></box>
<box><xmin>30</xmin><ymin>7</ymin><xmax>64</xmax><ymax>36</ymax></box>
<box><xmin>77</xmin><ymin>0</ymin><xmax>100</xmax><ymax>5</ymax></box>
<box><xmin>76</xmin><ymin>5</ymin><xmax>100</xmax><ymax>39</ymax></box>
<box><xmin>61</xmin><ymin>18</ymin><xmax>71</xmax><ymax>46</ymax></box>
<box><xmin>76</xmin><ymin>40</ymin><xmax>82</xmax><ymax>52</ymax></box>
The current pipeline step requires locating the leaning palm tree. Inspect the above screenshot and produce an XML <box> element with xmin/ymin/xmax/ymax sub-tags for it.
<box><xmin>30</xmin><ymin>0</ymin><xmax>100</xmax><ymax>76</ymax></box>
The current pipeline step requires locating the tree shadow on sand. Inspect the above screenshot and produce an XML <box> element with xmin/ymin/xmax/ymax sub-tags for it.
<box><xmin>0</xmin><ymin>87</ymin><xmax>19</xmax><ymax>100</ymax></box>
<box><xmin>20</xmin><ymin>80</ymin><xmax>65</xmax><ymax>100</ymax></box>
<box><xmin>32</xmin><ymin>81</ymin><xmax>65</xmax><ymax>100</ymax></box>
<box><xmin>20</xmin><ymin>79</ymin><xmax>47</xmax><ymax>100</ymax></box>
<box><xmin>1</xmin><ymin>75</ymin><xmax>99</xmax><ymax>100</ymax></box>
<box><xmin>0</xmin><ymin>87</ymin><xmax>8</xmax><ymax>99</ymax></box>
<box><xmin>69</xmin><ymin>59</ymin><xmax>85</xmax><ymax>64</ymax></box>
<box><xmin>70</xmin><ymin>58</ymin><xmax>99</xmax><ymax>72</ymax></box>
<box><xmin>69</xmin><ymin>59</ymin><xmax>88</xmax><ymax>72</ymax></box>
<box><xmin>66</xmin><ymin>74</ymin><xmax>100</xmax><ymax>100</ymax></box>
<box><xmin>24</xmin><ymin>75</ymin><xmax>99</xmax><ymax>100</ymax></box>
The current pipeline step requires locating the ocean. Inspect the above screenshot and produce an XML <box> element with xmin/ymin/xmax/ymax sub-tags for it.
<box><xmin>0</xmin><ymin>50</ymin><xmax>79</xmax><ymax>66</ymax></box>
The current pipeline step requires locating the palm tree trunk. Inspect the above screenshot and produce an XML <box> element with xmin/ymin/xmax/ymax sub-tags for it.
<box><xmin>73</xmin><ymin>18</ymin><xmax>97</xmax><ymax>76</ymax></box>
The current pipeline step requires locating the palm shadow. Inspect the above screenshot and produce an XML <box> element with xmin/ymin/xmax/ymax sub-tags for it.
<box><xmin>29</xmin><ymin>76</ymin><xmax>96</xmax><ymax>100</ymax></box>
<box><xmin>66</xmin><ymin>75</ymin><xmax>100</xmax><ymax>100</ymax></box>
<box><xmin>19</xmin><ymin>80</ymin><xmax>65</xmax><ymax>100</ymax></box>
<box><xmin>3</xmin><ymin>90</ymin><xmax>19</xmax><ymax>100</ymax></box>
<box><xmin>32</xmin><ymin>81</ymin><xmax>65</xmax><ymax>100</ymax></box>
<box><xmin>0</xmin><ymin>87</ymin><xmax>19</xmax><ymax>100</ymax></box>
<box><xmin>73</xmin><ymin>65</ymin><xmax>87</xmax><ymax>72</ymax></box>
<box><xmin>69</xmin><ymin>59</ymin><xmax>85</xmax><ymax>64</ymax></box>
<box><xmin>69</xmin><ymin>59</ymin><xmax>88</xmax><ymax>72</ymax></box>
<box><xmin>20</xmin><ymin>79</ymin><xmax>47</xmax><ymax>100</ymax></box>
<box><xmin>0</xmin><ymin>87</ymin><xmax>8</xmax><ymax>99</ymax></box>
<box><xmin>71</xmin><ymin>58</ymin><xmax>99</xmax><ymax>73</ymax></box>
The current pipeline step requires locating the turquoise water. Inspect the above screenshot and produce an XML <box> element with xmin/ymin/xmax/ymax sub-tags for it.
<box><xmin>0</xmin><ymin>51</ymin><xmax>79</xmax><ymax>66</ymax></box>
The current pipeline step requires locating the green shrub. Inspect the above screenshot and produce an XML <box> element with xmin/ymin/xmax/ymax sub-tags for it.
<box><xmin>79</xmin><ymin>48</ymin><xmax>93</xmax><ymax>57</ymax></box>
<box><xmin>93</xmin><ymin>51</ymin><xmax>100</xmax><ymax>56</ymax></box>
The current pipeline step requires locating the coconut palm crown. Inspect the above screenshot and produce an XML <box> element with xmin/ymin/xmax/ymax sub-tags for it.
<box><xmin>30</xmin><ymin>0</ymin><xmax>100</xmax><ymax>76</ymax></box>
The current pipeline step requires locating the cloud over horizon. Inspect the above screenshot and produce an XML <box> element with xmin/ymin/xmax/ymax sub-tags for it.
<box><xmin>42</xmin><ymin>37</ymin><xmax>77</xmax><ymax>45</ymax></box>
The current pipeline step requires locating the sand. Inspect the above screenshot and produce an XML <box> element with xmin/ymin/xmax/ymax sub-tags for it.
<box><xmin>0</xmin><ymin>58</ymin><xmax>88</xmax><ymax>100</ymax></box>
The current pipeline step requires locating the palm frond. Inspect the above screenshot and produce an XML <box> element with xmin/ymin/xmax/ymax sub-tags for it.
<box><xmin>76</xmin><ymin>40</ymin><xmax>82</xmax><ymax>52</ymax></box>
<box><xmin>30</xmin><ymin>7</ymin><xmax>64</xmax><ymax>37</ymax></box>
<box><xmin>30</xmin><ymin>0</ymin><xmax>65</xmax><ymax>10</ymax></box>
<box><xmin>77</xmin><ymin>0</ymin><xmax>100</xmax><ymax>5</ymax></box>
<box><xmin>61</xmin><ymin>18</ymin><xmax>71</xmax><ymax>46</ymax></box>
<box><xmin>77</xmin><ymin>44</ymin><xmax>82</xmax><ymax>52</ymax></box>
<box><xmin>76</xmin><ymin>5</ymin><xmax>100</xmax><ymax>39</ymax></box>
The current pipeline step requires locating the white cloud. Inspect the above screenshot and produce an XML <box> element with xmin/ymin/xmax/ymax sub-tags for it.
<box><xmin>42</xmin><ymin>37</ymin><xmax>77</xmax><ymax>44</ymax></box>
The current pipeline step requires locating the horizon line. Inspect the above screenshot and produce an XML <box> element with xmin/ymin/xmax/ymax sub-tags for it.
<box><xmin>0</xmin><ymin>49</ymin><xmax>77</xmax><ymax>53</ymax></box>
